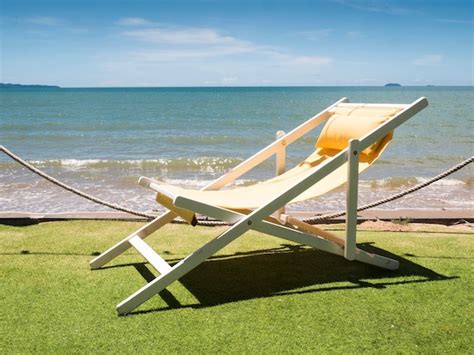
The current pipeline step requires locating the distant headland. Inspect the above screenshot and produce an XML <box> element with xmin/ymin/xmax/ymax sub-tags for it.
<box><xmin>0</xmin><ymin>83</ymin><xmax>61</xmax><ymax>89</ymax></box>
<box><xmin>384</xmin><ymin>83</ymin><xmax>401</xmax><ymax>87</ymax></box>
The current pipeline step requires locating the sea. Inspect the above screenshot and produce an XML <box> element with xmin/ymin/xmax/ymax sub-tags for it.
<box><xmin>0</xmin><ymin>86</ymin><xmax>472</xmax><ymax>214</ymax></box>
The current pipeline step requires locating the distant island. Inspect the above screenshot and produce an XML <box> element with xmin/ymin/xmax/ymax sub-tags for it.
<box><xmin>384</xmin><ymin>83</ymin><xmax>401</xmax><ymax>87</ymax></box>
<box><xmin>0</xmin><ymin>83</ymin><xmax>61</xmax><ymax>89</ymax></box>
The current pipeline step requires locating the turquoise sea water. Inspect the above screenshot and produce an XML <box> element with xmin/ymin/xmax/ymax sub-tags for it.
<box><xmin>1</xmin><ymin>86</ymin><xmax>472</xmax><ymax>213</ymax></box>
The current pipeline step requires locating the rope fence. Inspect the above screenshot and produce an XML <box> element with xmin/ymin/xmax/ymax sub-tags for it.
<box><xmin>1</xmin><ymin>145</ymin><xmax>472</xmax><ymax>225</ymax></box>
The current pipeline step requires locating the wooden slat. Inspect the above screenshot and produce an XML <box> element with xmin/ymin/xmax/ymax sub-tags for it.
<box><xmin>284</xmin><ymin>215</ymin><xmax>345</xmax><ymax>247</ymax></box>
<box><xmin>89</xmin><ymin>212</ymin><xmax>176</xmax><ymax>270</ymax></box>
<box><xmin>129</xmin><ymin>235</ymin><xmax>172</xmax><ymax>274</ymax></box>
<box><xmin>336</xmin><ymin>103</ymin><xmax>409</xmax><ymax>109</ymax></box>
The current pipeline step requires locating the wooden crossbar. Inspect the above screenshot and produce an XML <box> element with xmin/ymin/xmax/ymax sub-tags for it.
<box><xmin>281</xmin><ymin>214</ymin><xmax>345</xmax><ymax>247</ymax></box>
<box><xmin>129</xmin><ymin>236</ymin><xmax>172</xmax><ymax>274</ymax></box>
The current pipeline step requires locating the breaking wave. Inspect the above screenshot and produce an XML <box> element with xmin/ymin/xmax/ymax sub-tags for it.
<box><xmin>0</xmin><ymin>157</ymin><xmax>258</xmax><ymax>172</ymax></box>
<box><xmin>366</xmin><ymin>176</ymin><xmax>470</xmax><ymax>189</ymax></box>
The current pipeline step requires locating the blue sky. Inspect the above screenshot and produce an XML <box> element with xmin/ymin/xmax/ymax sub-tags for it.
<box><xmin>1</xmin><ymin>0</ymin><xmax>473</xmax><ymax>87</ymax></box>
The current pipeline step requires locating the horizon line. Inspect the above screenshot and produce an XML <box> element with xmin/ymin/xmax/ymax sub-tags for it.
<box><xmin>2</xmin><ymin>84</ymin><xmax>473</xmax><ymax>89</ymax></box>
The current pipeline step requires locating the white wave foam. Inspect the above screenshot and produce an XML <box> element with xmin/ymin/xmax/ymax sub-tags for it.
<box><xmin>417</xmin><ymin>177</ymin><xmax>466</xmax><ymax>186</ymax></box>
<box><xmin>29</xmin><ymin>159</ymin><xmax>162</xmax><ymax>166</ymax></box>
<box><xmin>25</xmin><ymin>157</ymin><xmax>245</xmax><ymax>170</ymax></box>
<box><xmin>58</xmin><ymin>159</ymin><xmax>105</xmax><ymax>166</ymax></box>
<box><xmin>161</xmin><ymin>178</ymin><xmax>212</xmax><ymax>188</ymax></box>
<box><xmin>361</xmin><ymin>176</ymin><xmax>468</xmax><ymax>189</ymax></box>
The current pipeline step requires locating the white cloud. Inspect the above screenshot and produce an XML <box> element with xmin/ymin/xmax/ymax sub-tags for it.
<box><xmin>413</xmin><ymin>54</ymin><xmax>442</xmax><ymax>66</ymax></box>
<box><xmin>115</xmin><ymin>17</ymin><xmax>157</xmax><ymax>26</ymax></box>
<box><xmin>123</xmin><ymin>27</ymin><xmax>253</xmax><ymax>47</ymax></box>
<box><xmin>117</xmin><ymin>22</ymin><xmax>333</xmax><ymax>72</ymax></box>
<box><xmin>333</xmin><ymin>0</ymin><xmax>413</xmax><ymax>15</ymax></box>
<box><xmin>298</xmin><ymin>29</ymin><xmax>366</xmax><ymax>40</ymax></box>
<box><xmin>121</xmin><ymin>24</ymin><xmax>260</xmax><ymax>61</ymax></box>
<box><xmin>291</xmin><ymin>55</ymin><xmax>333</xmax><ymax>66</ymax></box>
<box><xmin>129</xmin><ymin>49</ymin><xmax>333</xmax><ymax>69</ymax></box>
<box><xmin>130</xmin><ymin>45</ymin><xmax>255</xmax><ymax>61</ymax></box>
<box><xmin>346</xmin><ymin>31</ymin><xmax>366</xmax><ymax>38</ymax></box>
<box><xmin>204</xmin><ymin>76</ymin><xmax>239</xmax><ymax>85</ymax></box>
<box><xmin>221</xmin><ymin>76</ymin><xmax>239</xmax><ymax>84</ymax></box>
<box><xmin>298</xmin><ymin>29</ymin><xmax>334</xmax><ymax>40</ymax></box>
<box><xmin>26</xmin><ymin>16</ymin><xmax>63</xmax><ymax>26</ymax></box>
<box><xmin>98</xmin><ymin>79</ymin><xmax>126</xmax><ymax>87</ymax></box>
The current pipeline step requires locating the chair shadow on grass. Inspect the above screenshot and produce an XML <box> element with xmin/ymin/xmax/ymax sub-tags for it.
<box><xmin>116</xmin><ymin>242</ymin><xmax>456</xmax><ymax>315</ymax></box>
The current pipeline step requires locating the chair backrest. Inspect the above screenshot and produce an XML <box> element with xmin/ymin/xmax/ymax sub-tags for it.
<box><xmin>315</xmin><ymin>106</ymin><xmax>402</xmax><ymax>156</ymax></box>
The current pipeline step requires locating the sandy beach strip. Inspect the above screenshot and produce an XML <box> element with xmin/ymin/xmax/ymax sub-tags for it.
<box><xmin>1</xmin><ymin>208</ymin><xmax>472</xmax><ymax>227</ymax></box>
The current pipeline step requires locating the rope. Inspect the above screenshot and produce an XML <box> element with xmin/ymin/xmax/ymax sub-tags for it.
<box><xmin>0</xmin><ymin>145</ymin><xmax>156</xmax><ymax>219</ymax></box>
<box><xmin>1</xmin><ymin>145</ymin><xmax>472</xmax><ymax>225</ymax></box>
<box><xmin>302</xmin><ymin>156</ymin><xmax>473</xmax><ymax>223</ymax></box>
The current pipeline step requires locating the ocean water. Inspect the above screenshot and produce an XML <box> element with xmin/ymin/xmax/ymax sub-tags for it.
<box><xmin>0</xmin><ymin>86</ymin><xmax>472</xmax><ymax>214</ymax></box>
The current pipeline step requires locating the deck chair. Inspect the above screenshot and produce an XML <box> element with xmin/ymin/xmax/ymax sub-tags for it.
<box><xmin>90</xmin><ymin>97</ymin><xmax>428</xmax><ymax>315</ymax></box>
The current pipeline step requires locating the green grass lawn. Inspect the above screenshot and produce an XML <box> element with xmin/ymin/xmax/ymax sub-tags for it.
<box><xmin>1</xmin><ymin>221</ymin><xmax>473</xmax><ymax>353</ymax></box>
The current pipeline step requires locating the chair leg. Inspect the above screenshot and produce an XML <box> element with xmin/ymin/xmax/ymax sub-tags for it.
<box><xmin>345</xmin><ymin>139</ymin><xmax>359</xmax><ymax>261</ymax></box>
<box><xmin>90</xmin><ymin>211</ymin><xmax>176</xmax><ymax>270</ymax></box>
<box><xmin>355</xmin><ymin>248</ymin><xmax>399</xmax><ymax>270</ymax></box>
<box><xmin>116</xmin><ymin>217</ymin><xmax>252</xmax><ymax>315</ymax></box>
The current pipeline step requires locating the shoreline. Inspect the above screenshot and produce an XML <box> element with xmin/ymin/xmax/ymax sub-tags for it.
<box><xmin>1</xmin><ymin>208</ymin><xmax>472</xmax><ymax>227</ymax></box>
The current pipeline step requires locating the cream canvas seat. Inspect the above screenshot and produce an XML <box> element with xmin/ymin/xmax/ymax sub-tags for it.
<box><xmin>90</xmin><ymin>97</ymin><xmax>428</xmax><ymax>315</ymax></box>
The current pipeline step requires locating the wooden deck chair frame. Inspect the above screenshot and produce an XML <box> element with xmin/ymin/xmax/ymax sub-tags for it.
<box><xmin>90</xmin><ymin>97</ymin><xmax>428</xmax><ymax>315</ymax></box>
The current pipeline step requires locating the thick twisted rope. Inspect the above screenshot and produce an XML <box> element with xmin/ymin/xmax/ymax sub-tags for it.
<box><xmin>0</xmin><ymin>145</ymin><xmax>156</xmax><ymax>219</ymax></box>
<box><xmin>302</xmin><ymin>156</ymin><xmax>473</xmax><ymax>224</ymax></box>
<box><xmin>1</xmin><ymin>145</ymin><xmax>472</xmax><ymax>225</ymax></box>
